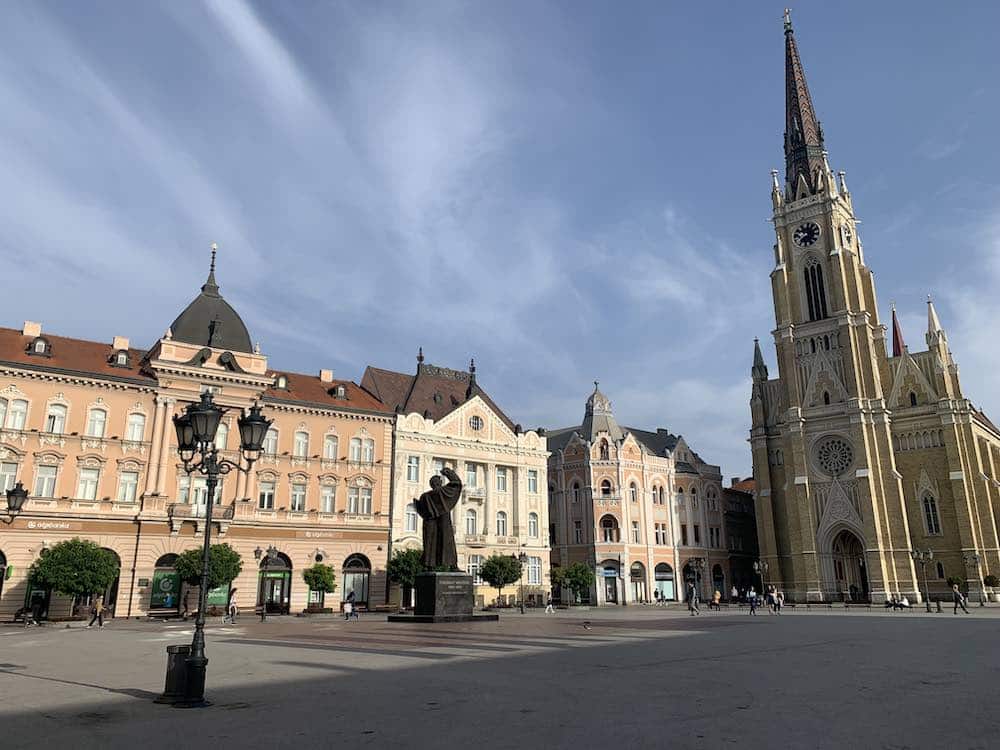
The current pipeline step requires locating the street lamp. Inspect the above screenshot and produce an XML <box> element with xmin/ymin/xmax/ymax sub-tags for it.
<box><xmin>910</xmin><ymin>549</ymin><xmax>934</xmax><ymax>613</ymax></box>
<box><xmin>753</xmin><ymin>559</ymin><xmax>769</xmax><ymax>596</ymax></box>
<box><xmin>171</xmin><ymin>392</ymin><xmax>271</xmax><ymax>707</ymax></box>
<box><xmin>518</xmin><ymin>551</ymin><xmax>528</xmax><ymax>615</ymax></box>
<box><xmin>962</xmin><ymin>551</ymin><xmax>986</xmax><ymax>608</ymax></box>
<box><xmin>691</xmin><ymin>557</ymin><xmax>706</xmax><ymax>601</ymax></box>
<box><xmin>2</xmin><ymin>481</ymin><xmax>28</xmax><ymax>524</ymax></box>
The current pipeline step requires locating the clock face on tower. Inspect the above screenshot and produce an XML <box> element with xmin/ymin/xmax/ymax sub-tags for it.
<box><xmin>793</xmin><ymin>222</ymin><xmax>821</xmax><ymax>247</ymax></box>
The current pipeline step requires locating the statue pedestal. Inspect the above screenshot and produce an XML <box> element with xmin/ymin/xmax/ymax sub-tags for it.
<box><xmin>387</xmin><ymin>572</ymin><xmax>498</xmax><ymax>623</ymax></box>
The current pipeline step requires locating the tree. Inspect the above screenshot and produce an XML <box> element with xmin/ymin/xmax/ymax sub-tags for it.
<box><xmin>387</xmin><ymin>548</ymin><xmax>424</xmax><ymax>588</ymax></box>
<box><xmin>302</xmin><ymin>564</ymin><xmax>337</xmax><ymax>607</ymax></box>
<box><xmin>479</xmin><ymin>555</ymin><xmax>522</xmax><ymax>605</ymax></box>
<box><xmin>28</xmin><ymin>538</ymin><xmax>119</xmax><ymax>605</ymax></box>
<box><xmin>984</xmin><ymin>574</ymin><xmax>999</xmax><ymax>588</ymax></box>
<box><xmin>174</xmin><ymin>543</ymin><xmax>243</xmax><ymax>590</ymax></box>
<box><xmin>551</xmin><ymin>562</ymin><xmax>595</xmax><ymax>604</ymax></box>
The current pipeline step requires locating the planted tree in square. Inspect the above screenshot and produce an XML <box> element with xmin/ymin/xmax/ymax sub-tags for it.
<box><xmin>175</xmin><ymin>543</ymin><xmax>243</xmax><ymax>590</ymax></box>
<box><xmin>479</xmin><ymin>554</ymin><xmax>523</xmax><ymax>606</ymax></box>
<box><xmin>386</xmin><ymin>548</ymin><xmax>424</xmax><ymax>608</ymax></box>
<box><xmin>27</xmin><ymin>538</ymin><xmax>120</xmax><ymax>613</ymax></box>
<box><xmin>551</xmin><ymin>562</ymin><xmax>596</xmax><ymax>604</ymax></box>
<box><xmin>302</xmin><ymin>563</ymin><xmax>337</xmax><ymax>610</ymax></box>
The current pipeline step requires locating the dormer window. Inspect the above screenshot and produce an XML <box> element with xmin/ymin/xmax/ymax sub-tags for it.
<box><xmin>27</xmin><ymin>337</ymin><xmax>51</xmax><ymax>357</ymax></box>
<box><xmin>336</xmin><ymin>385</ymin><xmax>346</xmax><ymax>399</ymax></box>
<box><xmin>111</xmin><ymin>350</ymin><xmax>130</xmax><ymax>368</ymax></box>
<box><xmin>276</xmin><ymin>375</ymin><xmax>288</xmax><ymax>390</ymax></box>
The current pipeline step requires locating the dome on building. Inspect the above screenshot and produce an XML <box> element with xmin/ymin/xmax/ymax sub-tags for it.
<box><xmin>167</xmin><ymin>248</ymin><xmax>253</xmax><ymax>353</ymax></box>
<box><xmin>581</xmin><ymin>381</ymin><xmax>623</xmax><ymax>441</ymax></box>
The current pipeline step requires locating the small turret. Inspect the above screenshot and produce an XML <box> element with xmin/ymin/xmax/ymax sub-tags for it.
<box><xmin>752</xmin><ymin>338</ymin><xmax>769</xmax><ymax>381</ymax></box>
<box><xmin>890</xmin><ymin>304</ymin><xmax>906</xmax><ymax>357</ymax></box>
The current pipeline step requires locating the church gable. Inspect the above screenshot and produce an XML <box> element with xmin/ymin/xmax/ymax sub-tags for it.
<box><xmin>887</xmin><ymin>353</ymin><xmax>938</xmax><ymax>409</ymax></box>
<box><xmin>802</xmin><ymin>346</ymin><xmax>848</xmax><ymax>407</ymax></box>
<box><xmin>432</xmin><ymin>395</ymin><xmax>516</xmax><ymax>443</ymax></box>
<box><xmin>620</xmin><ymin>434</ymin><xmax>642</xmax><ymax>461</ymax></box>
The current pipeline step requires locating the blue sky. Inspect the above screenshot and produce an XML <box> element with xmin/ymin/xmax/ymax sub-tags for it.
<box><xmin>1</xmin><ymin>2</ymin><xmax>998</xmax><ymax>479</ymax></box>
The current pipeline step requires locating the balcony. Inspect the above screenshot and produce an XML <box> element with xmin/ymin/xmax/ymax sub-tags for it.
<box><xmin>464</xmin><ymin>487</ymin><xmax>486</xmax><ymax>500</ymax></box>
<box><xmin>465</xmin><ymin>534</ymin><xmax>488</xmax><ymax>547</ymax></box>
<box><xmin>167</xmin><ymin>502</ymin><xmax>235</xmax><ymax>520</ymax></box>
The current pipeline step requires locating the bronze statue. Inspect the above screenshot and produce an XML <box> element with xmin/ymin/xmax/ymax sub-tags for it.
<box><xmin>414</xmin><ymin>467</ymin><xmax>463</xmax><ymax>571</ymax></box>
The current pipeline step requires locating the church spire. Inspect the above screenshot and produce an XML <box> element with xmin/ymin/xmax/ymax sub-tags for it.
<box><xmin>752</xmin><ymin>338</ymin><xmax>769</xmax><ymax>380</ymax></box>
<box><xmin>890</xmin><ymin>304</ymin><xmax>906</xmax><ymax>357</ymax></box>
<box><xmin>783</xmin><ymin>9</ymin><xmax>825</xmax><ymax>197</ymax></box>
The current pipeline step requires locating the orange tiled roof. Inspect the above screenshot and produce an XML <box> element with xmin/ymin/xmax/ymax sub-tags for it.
<box><xmin>264</xmin><ymin>370</ymin><xmax>389</xmax><ymax>415</ymax></box>
<box><xmin>0</xmin><ymin>327</ymin><xmax>153</xmax><ymax>384</ymax></box>
<box><xmin>730</xmin><ymin>478</ymin><xmax>756</xmax><ymax>494</ymax></box>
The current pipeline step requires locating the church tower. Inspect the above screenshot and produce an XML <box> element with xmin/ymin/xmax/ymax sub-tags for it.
<box><xmin>750</xmin><ymin>11</ymin><xmax>919</xmax><ymax>603</ymax></box>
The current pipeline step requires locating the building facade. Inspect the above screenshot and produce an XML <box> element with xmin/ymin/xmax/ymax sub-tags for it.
<box><xmin>722</xmin><ymin>478</ymin><xmax>759</xmax><ymax>595</ymax></box>
<box><xmin>547</xmin><ymin>385</ymin><xmax>729</xmax><ymax>604</ymax></box>
<box><xmin>362</xmin><ymin>355</ymin><xmax>549</xmax><ymax>608</ymax></box>
<box><xmin>0</xmin><ymin>254</ymin><xmax>394</xmax><ymax>620</ymax></box>
<box><xmin>751</xmin><ymin>14</ymin><xmax>1000</xmax><ymax>604</ymax></box>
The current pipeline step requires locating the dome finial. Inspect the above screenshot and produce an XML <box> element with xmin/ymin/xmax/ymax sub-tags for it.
<box><xmin>783</xmin><ymin>8</ymin><xmax>792</xmax><ymax>33</ymax></box>
<box><xmin>202</xmin><ymin>243</ymin><xmax>220</xmax><ymax>295</ymax></box>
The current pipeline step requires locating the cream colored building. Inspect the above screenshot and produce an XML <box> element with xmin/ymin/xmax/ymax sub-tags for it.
<box><xmin>751</xmin><ymin>15</ymin><xmax>1000</xmax><ymax>604</ymax></box>
<box><xmin>0</xmin><ymin>253</ymin><xmax>393</xmax><ymax>620</ymax></box>
<box><xmin>362</xmin><ymin>356</ymin><xmax>549</xmax><ymax>607</ymax></box>
<box><xmin>547</xmin><ymin>385</ymin><xmax>729</xmax><ymax>605</ymax></box>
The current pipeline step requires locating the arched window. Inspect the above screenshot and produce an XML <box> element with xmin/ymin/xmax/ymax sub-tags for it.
<box><xmin>324</xmin><ymin>435</ymin><xmax>339</xmax><ymax>460</ymax></box>
<box><xmin>629</xmin><ymin>483</ymin><xmax>638</xmax><ymax>502</ymax></box>
<box><xmin>690</xmin><ymin>487</ymin><xmax>698</xmax><ymax>508</ymax></box>
<box><xmin>349</xmin><ymin>437</ymin><xmax>362</xmax><ymax>462</ymax></box>
<box><xmin>404</xmin><ymin>502</ymin><xmax>418</xmax><ymax>532</ymax></box>
<box><xmin>362</xmin><ymin>439</ymin><xmax>375</xmax><ymax>463</ymax></box>
<box><xmin>86</xmin><ymin>408</ymin><xmax>107</xmax><ymax>438</ymax></box>
<box><xmin>213</xmin><ymin>421</ymin><xmax>228</xmax><ymax>450</ymax></box>
<box><xmin>823</xmin><ymin>391</ymin><xmax>831</xmax><ymax>405</ymax></box>
<box><xmin>651</xmin><ymin>485</ymin><xmax>658</xmax><ymax>504</ymax></box>
<box><xmin>599</xmin><ymin>439</ymin><xmax>610</xmax><ymax>460</ymax></box>
<box><xmin>5</xmin><ymin>398</ymin><xmax>28</xmax><ymax>430</ymax></box>
<box><xmin>127</xmin><ymin>413</ymin><xmax>146</xmax><ymax>442</ymax></box>
<box><xmin>496</xmin><ymin>510</ymin><xmax>508</xmax><ymax>536</ymax></box>
<box><xmin>600</xmin><ymin>515</ymin><xmax>620</xmax><ymax>543</ymax></box>
<box><xmin>922</xmin><ymin>492</ymin><xmax>941</xmax><ymax>535</ymax></box>
<box><xmin>936</xmin><ymin>561</ymin><xmax>945</xmax><ymax>580</ymax></box>
<box><xmin>600</xmin><ymin>479</ymin><xmax>613</xmax><ymax>497</ymax></box>
<box><xmin>45</xmin><ymin>404</ymin><xmax>67</xmax><ymax>434</ymax></box>
<box><xmin>572</xmin><ymin>483</ymin><xmax>580</xmax><ymax>503</ymax></box>
<box><xmin>342</xmin><ymin>554</ymin><xmax>370</xmax><ymax>607</ymax></box>
<box><xmin>528</xmin><ymin>512</ymin><xmax>539</xmax><ymax>538</ymax></box>
<box><xmin>659</xmin><ymin>486</ymin><xmax>665</xmax><ymax>504</ymax></box>
<box><xmin>803</xmin><ymin>257</ymin><xmax>829</xmax><ymax>321</ymax></box>
<box><xmin>909</xmin><ymin>392</ymin><xmax>918</xmax><ymax>407</ymax></box>
<box><xmin>263</xmin><ymin>428</ymin><xmax>279</xmax><ymax>455</ymax></box>
<box><xmin>293</xmin><ymin>431</ymin><xmax>309</xmax><ymax>457</ymax></box>
<box><xmin>465</xmin><ymin>508</ymin><xmax>478</xmax><ymax>535</ymax></box>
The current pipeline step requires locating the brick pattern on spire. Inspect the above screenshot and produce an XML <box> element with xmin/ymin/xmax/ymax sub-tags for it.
<box><xmin>784</xmin><ymin>12</ymin><xmax>825</xmax><ymax>195</ymax></box>
<box><xmin>891</xmin><ymin>306</ymin><xmax>906</xmax><ymax>357</ymax></box>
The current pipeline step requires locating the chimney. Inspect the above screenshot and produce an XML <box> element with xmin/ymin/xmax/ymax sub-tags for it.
<box><xmin>22</xmin><ymin>321</ymin><xmax>41</xmax><ymax>338</ymax></box>
<box><xmin>731</xmin><ymin>477</ymin><xmax>740</xmax><ymax>487</ymax></box>
<box><xmin>112</xmin><ymin>336</ymin><xmax>130</xmax><ymax>351</ymax></box>
<box><xmin>319</xmin><ymin>369</ymin><xmax>334</xmax><ymax>383</ymax></box>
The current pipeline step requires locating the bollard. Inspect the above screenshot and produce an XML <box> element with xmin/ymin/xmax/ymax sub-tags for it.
<box><xmin>155</xmin><ymin>644</ymin><xmax>190</xmax><ymax>704</ymax></box>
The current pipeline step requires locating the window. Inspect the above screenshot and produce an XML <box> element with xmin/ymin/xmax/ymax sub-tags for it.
<box><xmin>600</xmin><ymin>515</ymin><xmax>619</xmax><ymax>542</ymax></box>
<box><xmin>574</xmin><ymin>520</ymin><xmax>583</xmax><ymax>543</ymax></box>
<box><xmin>467</xmin><ymin>554</ymin><xmax>484</xmax><ymax>584</ymax></box>
<box><xmin>496</xmin><ymin>467</ymin><xmax>508</xmax><ymax>492</ymax></box>
<box><xmin>118</xmin><ymin>471</ymin><xmax>139</xmax><ymax>503</ymax></box>
<box><xmin>681</xmin><ymin>524</ymin><xmax>688</xmax><ymax>546</ymax></box>
<box><xmin>0</xmin><ymin>461</ymin><xmax>18</xmax><ymax>492</ymax></box>
<box><xmin>599</xmin><ymin>439</ymin><xmax>609</xmax><ymax>460</ymax></box>
<box><xmin>910</xmin><ymin>392</ymin><xmax>918</xmax><ymax>407</ymax></box>
<box><xmin>922</xmin><ymin>493</ymin><xmax>942</xmax><ymax>535</ymax></box>
<box><xmin>407</xmin><ymin>456</ymin><xmax>420</xmax><ymax>482</ymax></box>
<box><xmin>572</xmin><ymin>483</ymin><xmax>580</xmax><ymax>503</ymax></box>
<box><xmin>803</xmin><ymin>258</ymin><xmax>829</xmax><ymax>321</ymax></box>
<box><xmin>320</xmin><ymin>485</ymin><xmax>335</xmax><ymax>513</ymax></box>
<box><xmin>527</xmin><ymin>470</ymin><xmax>538</xmax><ymax>494</ymax></box>
<box><xmin>651</xmin><ymin>487</ymin><xmax>658</xmax><ymax>504</ymax></box>
<box><xmin>528</xmin><ymin>512</ymin><xmax>539</xmax><ymax>538</ymax></box>
<box><xmin>115</xmin><ymin>351</ymin><xmax>129</xmax><ymax>366</ymax></box>
<box><xmin>528</xmin><ymin>556</ymin><xmax>542</xmax><ymax>585</ymax></box>
<box><xmin>600</xmin><ymin>479</ymin><xmax>612</xmax><ymax>496</ymax></box>
<box><xmin>465</xmin><ymin>462</ymin><xmax>477</xmax><ymax>487</ymax></box>
<box><xmin>936</xmin><ymin>561</ymin><xmax>945</xmax><ymax>580</ymax></box>
<box><xmin>659</xmin><ymin>487</ymin><xmax>666</xmax><ymax>505</ymax></box>
<box><xmin>349</xmin><ymin>438</ymin><xmax>362</xmax><ymax>462</ymax></box>
<box><xmin>693</xmin><ymin>524</ymin><xmax>701</xmax><ymax>544</ymax></box>
<box><xmin>263</xmin><ymin>429</ymin><xmax>278</xmax><ymax>456</ymax></box>
<box><xmin>432</xmin><ymin>458</ymin><xmax>445</xmax><ymax>476</ymax></box>
<box><xmin>258</xmin><ymin>481</ymin><xmax>275</xmax><ymax>509</ymax></box>
<box><xmin>77</xmin><ymin>467</ymin><xmax>100</xmax><ymax>500</ymax></box>
<box><xmin>34</xmin><ymin>339</ymin><xmax>47</xmax><ymax>353</ymax></box>
<box><xmin>691</xmin><ymin>488</ymin><xmax>698</xmax><ymax>509</ymax></box>
<box><xmin>362</xmin><ymin>439</ymin><xmax>375</xmax><ymax>463</ymax></box>
<box><xmin>348</xmin><ymin>484</ymin><xmax>372</xmax><ymax>514</ymax></box>
<box><xmin>496</xmin><ymin>510</ymin><xmax>508</xmax><ymax>536</ymax></box>
<box><xmin>405</xmin><ymin>502</ymin><xmax>418</xmax><ymax>532</ymax></box>
<box><xmin>631</xmin><ymin>521</ymin><xmax>640</xmax><ymax>543</ymax></box>
<box><xmin>7</xmin><ymin>399</ymin><xmax>27</xmax><ymax>430</ymax></box>
<box><xmin>630</xmin><ymin>483</ymin><xmax>638</xmax><ymax>502</ymax></box>
<box><xmin>86</xmin><ymin>408</ymin><xmax>107</xmax><ymax>438</ymax></box>
<box><xmin>465</xmin><ymin>509</ymin><xmax>478</xmax><ymax>535</ymax></box>
<box><xmin>293</xmin><ymin>431</ymin><xmax>309</xmax><ymax>458</ymax></box>
<box><xmin>291</xmin><ymin>482</ymin><xmax>307</xmax><ymax>511</ymax></box>
<box><xmin>0</xmin><ymin>399</ymin><xmax>5</xmax><ymax>426</ymax></box>
<box><xmin>45</xmin><ymin>404</ymin><xmax>67</xmax><ymax>434</ymax></box>
<box><xmin>654</xmin><ymin>523</ymin><xmax>667</xmax><ymax>545</ymax></box>
<box><xmin>469</xmin><ymin>415</ymin><xmax>483</xmax><ymax>431</ymax></box>
<box><xmin>182</xmin><ymin>476</ymin><xmax>221</xmax><ymax>507</ymax></box>
<box><xmin>34</xmin><ymin>465</ymin><xmax>57</xmax><ymax>497</ymax></box>
<box><xmin>214</xmin><ymin>421</ymin><xmax>227</xmax><ymax>450</ymax></box>
<box><xmin>126</xmin><ymin>413</ymin><xmax>146</xmax><ymax>442</ymax></box>
<box><xmin>324</xmin><ymin>435</ymin><xmax>339</xmax><ymax>460</ymax></box>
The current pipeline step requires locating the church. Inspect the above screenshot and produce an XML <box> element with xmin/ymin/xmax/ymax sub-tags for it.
<box><xmin>750</xmin><ymin>13</ymin><xmax>999</xmax><ymax>604</ymax></box>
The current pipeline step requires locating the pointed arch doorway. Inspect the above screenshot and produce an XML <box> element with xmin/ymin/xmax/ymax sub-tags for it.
<box><xmin>831</xmin><ymin>530</ymin><xmax>868</xmax><ymax>602</ymax></box>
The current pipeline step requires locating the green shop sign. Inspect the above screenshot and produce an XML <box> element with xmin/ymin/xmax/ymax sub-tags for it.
<box><xmin>207</xmin><ymin>584</ymin><xmax>231</xmax><ymax>607</ymax></box>
<box><xmin>150</xmin><ymin>570</ymin><xmax>180</xmax><ymax>609</ymax></box>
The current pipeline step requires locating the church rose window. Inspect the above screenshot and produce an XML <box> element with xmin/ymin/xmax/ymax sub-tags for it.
<box><xmin>815</xmin><ymin>436</ymin><xmax>853</xmax><ymax>476</ymax></box>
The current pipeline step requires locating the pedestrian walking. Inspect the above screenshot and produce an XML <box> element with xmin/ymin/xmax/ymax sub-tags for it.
<box><xmin>731</xmin><ymin>585</ymin><xmax>739</xmax><ymax>603</ymax></box>
<box><xmin>952</xmin><ymin>584</ymin><xmax>969</xmax><ymax>614</ymax></box>
<box><xmin>258</xmin><ymin>603</ymin><xmax>267</xmax><ymax>622</ymax></box>
<box><xmin>345</xmin><ymin>590</ymin><xmax>356</xmax><ymax>621</ymax></box>
<box><xmin>87</xmin><ymin>596</ymin><xmax>105</xmax><ymax>628</ymax></box>
<box><xmin>545</xmin><ymin>595</ymin><xmax>555</xmax><ymax>614</ymax></box>
<box><xmin>182</xmin><ymin>591</ymin><xmax>190</xmax><ymax>620</ymax></box>
<box><xmin>224</xmin><ymin>589</ymin><xmax>238</xmax><ymax>624</ymax></box>
<box><xmin>748</xmin><ymin>587</ymin><xmax>758</xmax><ymax>616</ymax></box>
<box><xmin>686</xmin><ymin>581</ymin><xmax>700</xmax><ymax>616</ymax></box>
<box><xmin>775</xmin><ymin>591</ymin><xmax>784</xmax><ymax>614</ymax></box>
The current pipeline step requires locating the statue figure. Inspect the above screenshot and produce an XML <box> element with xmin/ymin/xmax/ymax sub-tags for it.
<box><xmin>414</xmin><ymin>467</ymin><xmax>463</xmax><ymax>571</ymax></box>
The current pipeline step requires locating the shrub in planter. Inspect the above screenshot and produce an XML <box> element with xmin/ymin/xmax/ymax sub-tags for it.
<box><xmin>983</xmin><ymin>574</ymin><xmax>999</xmax><ymax>588</ymax></box>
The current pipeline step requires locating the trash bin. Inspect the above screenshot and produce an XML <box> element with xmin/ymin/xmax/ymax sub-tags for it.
<box><xmin>155</xmin><ymin>644</ymin><xmax>190</xmax><ymax>704</ymax></box>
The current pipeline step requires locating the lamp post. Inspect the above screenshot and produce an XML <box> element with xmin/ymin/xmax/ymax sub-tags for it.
<box><xmin>910</xmin><ymin>549</ymin><xmax>934</xmax><ymax>613</ymax></box>
<box><xmin>962</xmin><ymin>551</ymin><xmax>986</xmax><ymax>607</ymax></box>
<box><xmin>753</xmin><ymin>559</ymin><xmax>769</xmax><ymax>597</ymax></box>
<box><xmin>518</xmin><ymin>551</ymin><xmax>528</xmax><ymax>615</ymax></box>
<box><xmin>691</xmin><ymin>557</ymin><xmax>706</xmax><ymax>601</ymax></box>
<box><xmin>2</xmin><ymin>481</ymin><xmax>28</xmax><ymax>524</ymax></box>
<box><xmin>171</xmin><ymin>392</ymin><xmax>271</xmax><ymax>707</ymax></box>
